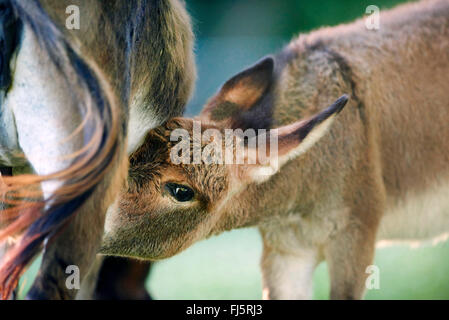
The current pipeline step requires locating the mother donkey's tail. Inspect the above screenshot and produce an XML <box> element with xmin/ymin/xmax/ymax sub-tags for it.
<box><xmin>0</xmin><ymin>0</ymin><xmax>124</xmax><ymax>299</ymax></box>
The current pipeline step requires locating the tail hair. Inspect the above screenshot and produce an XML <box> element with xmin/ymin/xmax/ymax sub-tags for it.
<box><xmin>0</xmin><ymin>0</ymin><xmax>122</xmax><ymax>299</ymax></box>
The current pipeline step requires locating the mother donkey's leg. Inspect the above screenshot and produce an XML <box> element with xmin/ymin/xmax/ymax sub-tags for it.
<box><xmin>84</xmin><ymin>256</ymin><xmax>152</xmax><ymax>300</ymax></box>
<box><xmin>0</xmin><ymin>167</ymin><xmax>16</xmax><ymax>299</ymax></box>
<box><xmin>27</xmin><ymin>167</ymin><xmax>127</xmax><ymax>300</ymax></box>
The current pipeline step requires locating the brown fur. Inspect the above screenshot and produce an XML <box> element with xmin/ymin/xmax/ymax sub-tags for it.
<box><xmin>102</xmin><ymin>0</ymin><xmax>449</xmax><ymax>299</ymax></box>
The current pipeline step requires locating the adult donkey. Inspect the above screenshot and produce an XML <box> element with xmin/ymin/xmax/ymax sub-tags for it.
<box><xmin>0</xmin><ymin>0</ymin><xmax>195</xmax><ymax>299</ymax></box>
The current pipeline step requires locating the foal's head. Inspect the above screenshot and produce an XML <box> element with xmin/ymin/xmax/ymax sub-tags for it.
<box><xmin>102</xmin><ymin>57</ymin><xmax>348</xmax><ymax>259</ymax></box>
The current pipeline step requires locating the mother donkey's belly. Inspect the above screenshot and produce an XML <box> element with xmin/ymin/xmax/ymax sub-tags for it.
<box><xmin>377</xmin><ymin>180</ymin><xmax>449</xmax><ymax>243</ymax></box>
<box><xmin>0</xmin><ymin>24</ymin><xmax>85</xmax><ymax>201</ymax></box>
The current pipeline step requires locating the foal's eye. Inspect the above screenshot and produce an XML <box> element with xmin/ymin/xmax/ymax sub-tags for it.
<box><xmin>164</xmin><ymin>183</ymin><xmax>195</xmax><ymax>202</ymax></box>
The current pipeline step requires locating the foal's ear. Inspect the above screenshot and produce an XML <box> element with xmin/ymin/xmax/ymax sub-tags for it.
<box><xmin>244</xmin><ymin>95</ymin><xmax>349</xmax><ymax>184</ymax></box>
<box><xmin>200</xmin><ymin>57</ymin><xmax>274</xmax><ymax>124</ymax></box>
<box><xmin>276</xmin><ymin>95</ymin><xmax>349</xmax><ymax>158</ymax></box>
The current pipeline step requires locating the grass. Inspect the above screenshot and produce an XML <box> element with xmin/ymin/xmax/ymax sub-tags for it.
<box><xmin>148</xmin><ymin>228</ymin><xmax>449</xmax><ymax>299</ymax></box>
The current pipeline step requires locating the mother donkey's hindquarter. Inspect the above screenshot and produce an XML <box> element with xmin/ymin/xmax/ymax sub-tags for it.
<box><xmin>102</xmin><ymin>0</ymin><xmax>449</xmax><ymax>299</ymax></box>
<box><xmin>0</xmin><ymin>0</ymin><xmax>195</xmax><ymax>299</ymax></box>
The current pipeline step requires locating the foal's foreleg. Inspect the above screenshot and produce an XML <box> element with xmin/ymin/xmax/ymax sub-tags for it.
<box><xmin>260</xmin><ymin>242</ymin><xmax>321</xmax><ymax>300</ymax></box>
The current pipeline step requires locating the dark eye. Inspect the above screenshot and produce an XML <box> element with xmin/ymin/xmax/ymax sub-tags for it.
<box><xmin>164</xmin><ymin>183</ymin><xmax>195</xmax><ymax>202</ymax></box>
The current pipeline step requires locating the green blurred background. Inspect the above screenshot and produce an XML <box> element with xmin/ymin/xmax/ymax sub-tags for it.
<box><xmin>21</xmin><ymin>0</ymin><xmax>449</xmax><ymax>299</ymax></box>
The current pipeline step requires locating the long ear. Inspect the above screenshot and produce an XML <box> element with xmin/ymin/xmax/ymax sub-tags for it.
<box><xmin>246</xmin><ymin>95</ymin><xmax>349</xmax><ymax>183</ymax></box>
<box><xmin>200</xmin><ymin>57</ymin><xmax>274</xmax><ymax>126</ymax></box>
